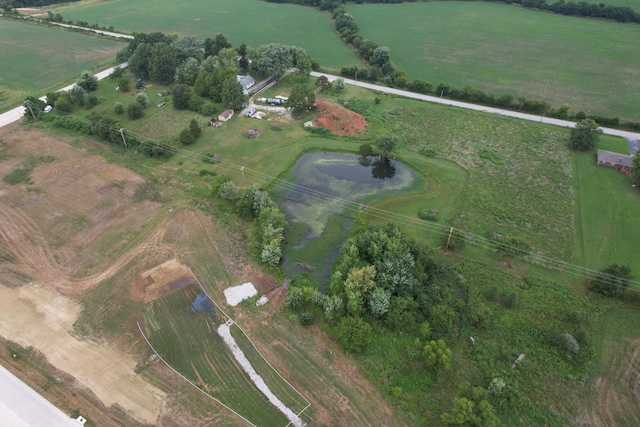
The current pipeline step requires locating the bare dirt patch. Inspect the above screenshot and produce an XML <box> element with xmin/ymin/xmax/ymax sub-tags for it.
<box><xmin>141</xmin><ymin>258</ymin><xmax>193</xmax><ymax>303</ymax></box>
<box><xmin>313</xmin><ymin>100</ymin><xmax>368</xmax><ymax>136</ymax></box>
<box><xmin>0</xmin><ymin>282</ymin><xmax>166</xmax><ymax>423</ymax></box>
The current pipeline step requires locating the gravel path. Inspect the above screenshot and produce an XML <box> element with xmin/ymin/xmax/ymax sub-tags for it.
<box><xmin>217</xmin><ymin>323</ymin><xmax>305</xmax><ymax>427</ymax></box>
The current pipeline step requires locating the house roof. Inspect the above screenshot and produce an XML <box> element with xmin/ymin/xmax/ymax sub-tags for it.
<box><xmin>219</xmin><ymin>109</ymin><xmax>234</xmax><ymax>119</ymax></box>
<box><xmin>597</xmin><ymin>149</ymin><xmax>633</xmax><ymax>168</ymax></box>
<box><xmin>236</xmin><ymin>75</ymin><xmax>254</xmax><ymax>89</ymax></box>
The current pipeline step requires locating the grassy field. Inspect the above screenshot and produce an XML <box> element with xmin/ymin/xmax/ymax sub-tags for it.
<box><xmin>50</xmin><ymin>0</ymin><xmax>361</xmax><ymax>71</ymax></box>
<box><xmin>347</xmin><ymin>2</ymin><xmax>640</xmax><ymax>121</ymax></box>
<box><xmin>366</xmin><ymin>97</ymin><xmax>576</xmax><ymax>261</ymax></box>
<box><xmin>143</xmin><ymin>283</ymin><xmax>308</xmax><ymax>426</ymax></box>
<box><xmin>572</xmin><ymin>135</ymin><xmax>640</xmax><ymax>276</ymax></box>
<box><xmin>0</xmin><ymin>19</ymin><xmax>123</xmax><ymax>110</ymax></box>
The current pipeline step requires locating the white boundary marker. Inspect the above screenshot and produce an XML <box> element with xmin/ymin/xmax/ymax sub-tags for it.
<box><xmin>189</xmin><ymin>268</ymin><xmax>312</xmax><ymax>426</ymax></box>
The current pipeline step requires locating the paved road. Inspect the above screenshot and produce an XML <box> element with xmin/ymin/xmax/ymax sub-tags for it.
<box><xmin>50</xmin><ymin>22</ymin><xmax>134</xmax><ymax>39</ymax></box>
<box><xmin>0</xmin><ymin>63</ymin><xmax>127</xmax><ymax>128</ymax></box>
<box><xmin>310</xmin><ymin>72</ymin><xmax>640</xmax><ymax>140</ymax></box>
<box><xmin>0</xmin><ymin>364</ymin><xmax>82</xmax><ymax>426</ymax></box>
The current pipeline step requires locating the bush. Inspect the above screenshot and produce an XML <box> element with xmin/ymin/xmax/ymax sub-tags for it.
<box><xmin>574</xmin><ymin>329</ymin><xmax>588</xmax><ymax>345</ymax></box>
<box><xmin>418</xmin><ymin>209</ymin><xmax>439</xmax><ymax>222</ymax></box>
<box><xmin>311</xmin><ymin>290</ymin><xmax>327</xmax><ymax>308</ymax></box>
<box><xmin>54</xmin><ymin>98</ymin><xmax>72</xmax><ymax>114</ymax></box>
<box><xmin>127</xmin><ymin>102</ymin><xmax>143</xmax><ymax>119</ymax></box>
<box><xmin>559</xmin><ymin>332</ymin><xmax>580</xmax><ymax>355</ymax></box>
<box><xmin>359</xmin><ymin>144</ymin><xmax>373</xmax><ymax>156</ymax></box>
<box><xmin>189</xmin><ymin>119</ymin><xmax>201</xmax><ymax>138</ymax></box>
<box><xmin>172</xmin><ymin>84</ymin><xmax>191</xmax><ymax>110</ymax></box>
<box><xmin>337</xmin><ymin>316</ymin><xmax>372</xmax><ymax>353</ymax></box>
<box><xmin>218</xmin><ymin>181</ymin><xmax>240</xmax><ymax>201</ymax></box>
<box><xmin>87</xmin><ymin>95</ymin><xmax>98</xmax><ymax>106</ymax></box>
<box><xmin>118</xmin><ymin>76</ymin><xmax>130</xmax><ymax>92</ymax></box>
<box><xmin>136</xmin><ymin>92</ymin><xmax>150</xmax><ymax>108</ymax></box>
<box><xmin>110</xmin><ymin>66</ymin><xmax>125</xmax><ymax>80</ymax></box>
<box><xmin>113</xmin><ymin>102</ymin><xmax>124</xmax><ymax>115</ymax></box>
<box><xmin>285</xmin><ymin>287</ymin><xmax>304</xmax><ymax>311</ymax></box>
<box><xmin>179</xmin><ymin>128</ymin><xmax>195</xmax><ymax>145</ymax></box>
<box><xmin>299</xmin><ymin>312</ymin><xmax>314</xmax><ymax>327</ymax></box>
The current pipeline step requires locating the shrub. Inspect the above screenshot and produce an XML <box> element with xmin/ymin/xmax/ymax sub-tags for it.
<box><xmin>113</xmin><ymin>102</ymin><xmax>124</xmax><ymax>115</ymax></box>
<box><xmin>559</xmin><ymin>332</ymin><xmax>580</xmax><ymax>355</ymax></box>
<box><xmin>324</xmin><ymin>295</ymin><xmax>345</xmax><ymax>320</ymax></box>
<box><xmin>285</xmin><ymin>287</ymin><xmax>304</xmax><ymax>311</ymax></box>
<box><xmin>179</xmin><ymin>128</ymin><xmax>195</xmax><ymax>145</ymax></box>
<box><xmin>218</xmin><ymin>181</ymin><xmax>240</xmax><ymax>201</ymax></box>
<box><xmin>299</xmin><ymin>312</ymin><xmax>314</xmax><ymax>327</ymax></box>
<box><xmin>567</xmin><ymin>310</ymin><xmax>583</xmax><ymax>325</ymax></box>
<box><xmin>337</xmin><ymin>316</ymin><xmax>372</xmax><ymax>353</ymax></box>
<box><xmin>189</xmin><ymin>119</ymin><xmax>201</xmax><ymax>138</ymax></box>
<box><xmin>127</xmin><ymin>102</ymin><xmax>143</xmax><ymax>119</ymax></box>
<box><xmin>311</xmin><ymin>290</ymin><xmax>327</xmax><ymax>307</ymax></box>
<box><xmin>172</xmin><ymin>84</ymin><xmax>191</xmax><ymax>110</ymax></box>
<box><xmin>198</xmin><ymin>169</ymin><xmax>216</xmax><ymax>177</ymax></box>
<box><xmin>118</xmin><ymin>76</ymin><xmax>130</xmax><ymax>92</ymax></box>
<box><xmin>359</xmin><ymin>144</ymin><xmax>373</xmax><ymax>156</ymax></box>
<box><xmin>87</xmin><ymin>95</ymin><xmax>98</xmax><ymax>106</ymax></box>
<box><xmin>574</xmin><ymin>329</ymin><xmax>588</xmax><ymax>345</ymax></box>
<box><xmin>418</xmin><ymin>209</ymin><xmax>439</xmax><ymax>222</ymax></box>
<box><xmin>136</xmin><ymin>92</ymin><xmax>150</xmax><ymax>108</ymax></box>
<box><xmin>54</xmin><ymin>98</ymin><xmax>72</xmax><ymax>114</ymax></box>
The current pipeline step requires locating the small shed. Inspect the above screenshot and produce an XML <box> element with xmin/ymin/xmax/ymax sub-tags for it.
<box><xmin>218</xmin><ymin>109</ymin><xmax>234</xmax><ymax>122</ymax></box>
<box><xmin>597</xmin><ymin>149</ymin><xmax>633</xmax><ymax>174</ymax></box>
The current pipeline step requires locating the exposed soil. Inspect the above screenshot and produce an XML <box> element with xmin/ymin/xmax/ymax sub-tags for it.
<box><xmin>313</xmin><ymin>100</ymin><xmax>368</xmax><ymax>136</ymax></box>
<box><xmin>0</xmin><ymin>125</ymin><xmax>403</xmax><ymax>426</ymax></box>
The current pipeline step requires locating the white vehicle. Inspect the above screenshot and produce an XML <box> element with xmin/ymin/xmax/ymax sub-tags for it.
<box><xmin>43</xmin><ymin>105</ymin><xmax>53</xmax><ymax>113</ymax></box>
<box><xmin>245</xmin><ymin>107</ymin><xmax>256</xmax><ymax>117</ymax></box>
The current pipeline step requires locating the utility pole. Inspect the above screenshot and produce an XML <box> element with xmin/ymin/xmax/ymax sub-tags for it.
<box><xmin>444</xmin><ymin>227</ymin><xmax>454</xmax><ymax>254</ymax></box>
<box><xmin>240</xmin><ymin>166</ymin><xmax>245</xmax><ymax>178</ymax></box>
<box><xmin>26</xmin><ymin>101</ymin><xmax>36</xmax><ymax>119</ymax></box>
<box><xmin>119</xmin><ymin>128</ymin><xmax>127</xmax><ymax>148</ymax></box>
<box><xmin>440</xmin><ymin>90</ymin><xmax>444</xmax><ymax>103</ymax></box>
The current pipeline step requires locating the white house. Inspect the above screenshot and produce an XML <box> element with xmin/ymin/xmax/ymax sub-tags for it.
<box><xmin>236</xmin><ymin>75</ymin><xmax>255</xmax><ymax>95</ymax></box>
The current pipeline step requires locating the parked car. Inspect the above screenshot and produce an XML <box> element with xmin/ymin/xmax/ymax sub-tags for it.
<box><xmin>245</xmin><ymin>107</ymin><xmax>256</xmax><ymax>117</ymax></box>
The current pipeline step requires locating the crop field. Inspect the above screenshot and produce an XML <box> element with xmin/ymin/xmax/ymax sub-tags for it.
<box><xmin>51</xmin><ymin>0</ymin><xmax>361</xmax><ymax>71</ymax></box>
<box><xmin>347</xmin><ymin>2</ymin><xmax>640</xmax><ymax>121</ymax></box>
<box><xmin>142</xmin><ymin>283</ymin><xmax>309</xmax><ymax>426</ymax></box>
<box><xmin>0</xmin><ymin>20</ymin><xmax>122</xmax><ymax>109</ymax></box>
<box><xmin>573</xmin><ymin>135</ymin><xmax>640</xmax><ymax>276</ymax></box>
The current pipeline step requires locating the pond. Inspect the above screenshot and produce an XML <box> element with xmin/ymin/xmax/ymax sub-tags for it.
<box><xmin>275</xmin><ymin>151</ymin><xmax>419</xmax><ymax>287</ymax></box>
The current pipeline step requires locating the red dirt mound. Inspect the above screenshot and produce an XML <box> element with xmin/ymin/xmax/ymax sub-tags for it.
<box><xmin>314</xmin><ymin>100</ymin><xmax>368</xmax><ymax>136</ymax></box>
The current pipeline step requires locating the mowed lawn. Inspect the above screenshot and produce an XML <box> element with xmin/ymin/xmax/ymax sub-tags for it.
<box><xmin>53</xmin><ymin>0</ymin><xmax>361</xmax><ymax>70</ymax></box>
<box><xmin>0</xmin><ymin>20</ymin><xmax>122</xmax><ymax>98</ymax></box>
<box><xmin>347</xmin><ymin>2</ymin><xmax>640</xmax><ymax>121</ymax></box>
<box><xmin>573</xmin><ymin>135</ymin><xmax>640</xmax><ymax>278</ymax></box>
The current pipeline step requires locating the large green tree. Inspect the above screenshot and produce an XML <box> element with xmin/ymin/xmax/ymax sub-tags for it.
<box><xmin>254</xmin><ymin>43</ymin><xmax>296</xmax><ymax>79</ymax></box>
<box><xmin>285</xmin><ymin>86</ymin><xmax>315</xmax><ymax>116</ymax></box>
<box><xmin>220</xmin><ymin>77</ymin><xmax>245</xmax><ymax>110</ymax></box>
<box><xmin>569</xmin><ymin>118</ymin><xmax>602</xmax><ymax>151</ymax></box>
<box><xmin>376</xmin><ymin>134</ymin><xmax>398</xmax><ymax>157</ymax></box>
<box><xmin>149</xmin><ymin>42</ymin><xmax>178</xmax><ymax>84</ymax></box>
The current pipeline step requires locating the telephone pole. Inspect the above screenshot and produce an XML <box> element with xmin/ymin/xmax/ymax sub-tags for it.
<box><xmin>119</xmin><ymin>128</ymin><xmax>128</xmax><ymax>148</ymax></box>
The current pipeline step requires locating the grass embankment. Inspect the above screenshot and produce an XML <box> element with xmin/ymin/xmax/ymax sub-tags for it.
<box><xmin>0</xmin><ymin>19</ymin><xmax>123</xmax><ymax>112</ymax></box>
<box><xmin>143</xmin><ymin>283</ymin><xmax>307</xmax><ymax>426</ymax></box>
<box><xmin>49</xmin><ymin>0</ymin><xmax>361</xmax><ymax>71</ymax></box>
<box><xmin>348</xmin><ymin>2</ymin><xmax>640</xmax><ymax>121</ymax></box>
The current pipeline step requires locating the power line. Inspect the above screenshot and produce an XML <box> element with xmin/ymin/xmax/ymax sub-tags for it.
<box><xmin>39</xmin><ymin>116</ymin><xmax>640</xmax><ymax>292</ymax></box>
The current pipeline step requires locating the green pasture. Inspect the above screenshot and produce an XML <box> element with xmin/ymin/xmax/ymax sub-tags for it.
<box><xmin>51</xmin><ymin>0</ymin><xmax>361</xmax><ymax>71</ymax></box>
<box><xmin>143</xmin><ymin>283</ymin><xmax>308</xmax><ymax>426</ymax></box>
<box><xmin>0</xmin><ymin>20</ymin><xmax>122</xmax><ymax>110</ymax></box>
<box><xmin>369</xmin><ymin>97</ymin><xmax>575</xmax><ymax>260</ymax></box>
<box><xmin>347</xmin><ymin>2</ymin><xmax>640</xmax><ymax>121</ymax></box>
<box><xmin>573</xmin><ymin>135</ymin><xmax>640</xmax><ymax>277</ymax></box>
